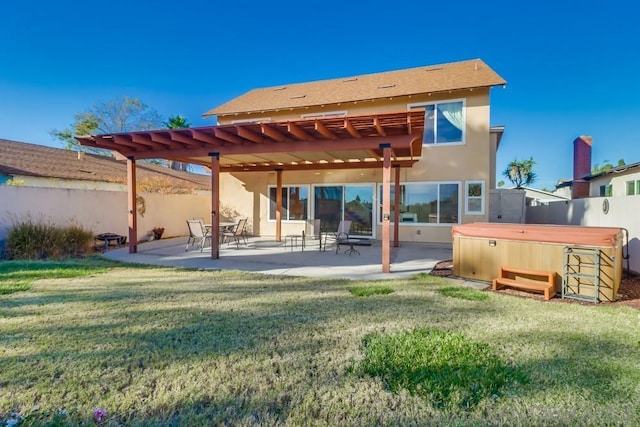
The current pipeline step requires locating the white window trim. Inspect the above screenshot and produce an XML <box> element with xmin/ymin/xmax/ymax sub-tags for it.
<box><xmin>407</xmin><ymin>98</ymin><xmax>466</xmax><ymax>146</ymax></box>
<box><xmin>231</xmin><ymin>117</ymin><xmax>272</xmax><ymax>124</ymax></box>
<box><xmin>267</xmin><ymin>184</ymin><xmax>310</xmax><ymax>222</ymax></box>
<box><xmin>626</xmin><ymin>180</ymin><xmax>639</xmax><ymax>196</ymax></box>
<box><xmin>301</xmin><ymin>110</ymin><xmax>347</xmax><ymax>119</ymax></box>
<box><xmin>465</xmin><ymin>180</ymin><xmax>485</xmax><ymax>215</ymax></box>
<box><xmin>376</xmin><ymin>181</ymin><xmax>462</xmax><ymax>226</ymax></box>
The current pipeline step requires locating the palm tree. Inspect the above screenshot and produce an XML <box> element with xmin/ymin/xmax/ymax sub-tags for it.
<box><xmin>164</xmin><ymin>115</ymin><xmax>191</xmax><ymax>171</ymax></box>
<box><xmin>503</xmin><ymin>157</ymin><xmax>537</xmax><ymax>189</ymax></box>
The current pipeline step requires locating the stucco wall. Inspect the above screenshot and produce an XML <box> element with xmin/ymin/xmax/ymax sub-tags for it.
<box><xmin>216</xmin><ymin>89</ymin><xmax>494</xmax><ymax>244</ymax></box>
<box><xmin>0</xmin><ymin>186</ymin><xmax>210</xmax><ymax>243</ymax></box>
<box><xmin>526</xmin><ymin>197</ymin><xmax>640</xmax><ymax>274</ymax></box>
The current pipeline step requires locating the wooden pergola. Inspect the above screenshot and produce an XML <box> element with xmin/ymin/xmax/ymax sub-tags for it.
<box><xmin>76</xmin><ymin>110</ymin><xmax>425</xmax><ymax>273</ymax></box>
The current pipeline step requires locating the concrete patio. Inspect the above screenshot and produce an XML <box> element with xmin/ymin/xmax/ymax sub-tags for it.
<box><xmin>103</xmin><ymin>236</ymin><xmax>454</xmax><ymax>281</ymax></box>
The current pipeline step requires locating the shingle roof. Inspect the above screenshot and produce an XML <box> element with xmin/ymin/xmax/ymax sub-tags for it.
<box><xmin>0</xmin><ymin>138</ymin><xmax>211</xmax><ymax>191</ymax></box>
<box><xmin>204</xmin><ymin>58</ymin><xmax>506</xmax><ymax>117</ymax></box>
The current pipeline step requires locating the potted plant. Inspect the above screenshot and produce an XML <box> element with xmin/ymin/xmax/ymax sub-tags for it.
<box><xmin>152</xmin><ymin>227</ymin><xmax>165</xmax><ymax>240</ymax></box>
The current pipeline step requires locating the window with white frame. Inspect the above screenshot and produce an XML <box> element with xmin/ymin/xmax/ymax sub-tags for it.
<box><xmin>378</xmin><ymin>182</ymin><xmax>460</xmax><ymax>224</ymax></box>
<box><xmin>465</xmin><ymin>181</ymin><xmax>485</xmax><ymax>214</ymax></box>
<box><xmin>409</xmin><ymin>100</ymin><xmax>465</xmax><ymax>145</ymax></box>
<box><xmin>626</xmin><ymin>180</ymin><xmax>640</xmax><ymax>196</ymax></box>
<box><xmin>268</xmin><ymin>186</ymin><xmax>309</xmax><ymax>221</ymax></box>
<box><xmin>599</xmin><ymin>184</ymin><xmax>613</xmax><ymax>197</ymax></box>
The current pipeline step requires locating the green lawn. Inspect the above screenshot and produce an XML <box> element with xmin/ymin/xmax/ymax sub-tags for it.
<box><xmin>1</xmin><ymin>259</ymin><xmax>639</xmax><ymax>425</ymax></box>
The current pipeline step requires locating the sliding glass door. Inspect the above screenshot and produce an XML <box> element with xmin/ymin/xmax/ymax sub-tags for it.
<box><xmin>314</xmin><ymin>185</ymin><xmax>374</xmax><ymax>237</ymax></box>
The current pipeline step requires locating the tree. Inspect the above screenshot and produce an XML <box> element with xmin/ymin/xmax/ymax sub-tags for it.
<box><xmin>592</xmin><ymin>158</ymin><xmax>625</xmax><ymax>175</ymax></box>
<box><xmin>164</xmin><ymin>115</ymin><xmax>191</xmax><ymax>171</ymax></box>
<box><xmin>502</xmin><ymin>157</ymin><xmax>537</xmax><ymax>189</ymax></box>
<box><xmin>51</xmin><ymin>97</ymin><xmax>163</xmax><ymax>156</ymax></box>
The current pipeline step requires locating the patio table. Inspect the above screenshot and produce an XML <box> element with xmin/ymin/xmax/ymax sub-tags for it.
<box><xmin>95</xmin><ymin>233</ymin><xmax>127</xmax><ymax>251</ymax></box>
<box><xmin>336</xmin><ymin>238</ymin><xmax>372</xmax><ymax>255</ymax></box>
<box><xmin>205</xmin><ymin>222</ymin><xmax>237</xmax><ymax>243</ymax></box>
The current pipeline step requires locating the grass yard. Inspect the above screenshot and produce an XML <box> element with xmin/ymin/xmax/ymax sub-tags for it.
<box><xmin>1</xmin><ymin>259</ymin><xmax>640</xmax><ymax>425</ymax></box>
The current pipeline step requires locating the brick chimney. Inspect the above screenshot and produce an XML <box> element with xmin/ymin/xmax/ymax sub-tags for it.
<box><xmin>572</xmin><ymin>136</ymin><xmax>592</xmax><ymax>199</ymax></box>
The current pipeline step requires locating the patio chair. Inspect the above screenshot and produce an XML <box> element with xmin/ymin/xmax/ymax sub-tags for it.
<box><xmin>223</xmin><ymin>217</ymin><xmax>248</xmax><ymax>249</ymax></box>
<box><xmin>185</xmin><ymin>219</ymin><xmax>212</xmax><ymax>252</ymax></box>
<box><xmin>322</xmin><ymin>220</ymin><xmax>352</xmax><ymax>252</ymax></box>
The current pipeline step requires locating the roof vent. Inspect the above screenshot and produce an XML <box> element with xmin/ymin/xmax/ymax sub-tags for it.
<box><xmin>424</xmin><ymin>67</ymin><xmax>443</xmax><ymax>72</ymax></box>
<box><xmin>377</xmin><ymin>84</ymin><xmax>396</xmax><ymax>89</ymax></box>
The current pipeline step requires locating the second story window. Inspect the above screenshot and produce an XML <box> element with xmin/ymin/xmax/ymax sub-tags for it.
<box><xmin>410</xmin><ymin>100</ymin><xmax>465</xmax><ymax>145</ymax></box>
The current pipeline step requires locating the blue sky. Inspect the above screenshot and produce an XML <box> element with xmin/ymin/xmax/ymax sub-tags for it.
<box><xmin>1</xmin><ymin>0</ymin><xmax>638</xmax><ymax>190</ymax></box>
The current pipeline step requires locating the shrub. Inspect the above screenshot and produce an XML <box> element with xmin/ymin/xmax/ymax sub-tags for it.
<box><xmin>357</xmin><ymin>327</ymin><xmax>528</xmax><ymax>409</ymax></box>
<box><xmin>6</xmin><ymin>219</ymin><xmax>93</xmax><ymax>260</ymax></box>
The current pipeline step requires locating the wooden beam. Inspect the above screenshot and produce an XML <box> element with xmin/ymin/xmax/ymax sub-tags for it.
<box><xmin>118</xmin><ymin>134</ymin><xmax>418</xmax><ymax>161</ymax></box>
<box><xmin>214</xmin><ymin>128</ymin><xmax>243</xmax><ymax>144</ymax></box>
<box><xmin>113</xmin><ymin>135</ymin><xmax>141</xmax><ymax>150</ymax></box>
<box><xmin>374</xmin><ymin>116</ymin><xmax>386</xmax><ymax>136</ymax></box>
<box><xmin>220</xmin><ymin>159</ymin><xmax>418</xmax><ymax>172</ymax></box>
<box><xmin>314</xmin><ymin>120</ymin><xmax>336</xmax><ymax>139</ymax></box>
<box><xmin>237</xmin><ymin>126</ymin><xmax>264</xmax><ymax>143</ymax></box>
<box><xmin>149</xmin><ymin>133</ymin><xmax>182</xmax><ymax>148</ymax></box>
<box><xmin>394</xmin><ymin>166</ymin><xmax>401</xmax><ymax>248</ymax></box>
<box><xmin>190</xmin><ymin>129</ymin><xmax>220</xmax><ymax>145</ymax></box>
<box><xmin>169</xmin><ymin>130</ymin><xmax>201</xmax><ymax>146</ymax></box>
<box><xmin>83</xmin><ymin>136</ymin><xmax>124</xmax><ymax>152</ymax></box>
<box><xmin>210</xmin><ymin>152</ymin><xmax>220</xmax><ymax>260</ymax></box>
<box><xmin>276</xmin><ymin>169</ymin><xmax>282</xmax><ymax>242</ymax></box>
<box><xmin>287</xmin><ymin>122</ymin><xmax>311</xmax><ymax>141</ymax></box>
<box><xmin>130</xmin><ymin>134</ymin><xmax>165</xmax><ymax>150</ymax></box>
<box><xmin>127</xmin><ymin>157</ymin><xmax>138</xmax><ymax>254</ymax></box>
<box><xmin>381</xmin><ymin>144</ymin><xmax>391</xmax><ymax>273</ymax></box>
<box><xmin>344</xmin><ymin>118</ymin><xmax>361</xmax><ymax>138</ymax></box>
<box><xmin>261</xmin><ymin>124</ymin><xmax>287</xmax><ymax>142</ymax></box>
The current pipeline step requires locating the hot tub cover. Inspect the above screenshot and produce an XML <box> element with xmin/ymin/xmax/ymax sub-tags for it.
<box><xmin>452</xmin><ymin>223</ymin><xmax>622</xmax><ymax>247</ymax></box>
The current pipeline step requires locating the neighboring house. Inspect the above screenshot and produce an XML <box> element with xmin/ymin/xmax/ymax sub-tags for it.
<box><xmin>552</xmin><ymin>135</ymin><xmax>640</xmax><ymax>200</ymax></box>
<box><xmin>552</xmin><ymin>179</ymin><xmax>572</xmax><ymax>199</ymax></box>
<box><xmin>0</xmin><ymin>138</ymin><xmax>211</xmax><ymax>193</ymax></box>
<box><xmin>202</xmin><ymin>58</ymin><xmax>506</xmax><ymax>243</ymax></box>
<box><xmin>516</xmin><ymin>187</ymin><xmax>569</xmax><ymax>206</ymax></box>
<box><xmin>588</xmin><ymin>162</ymin><xmax>640</xmax><ymax>198</ymax></box>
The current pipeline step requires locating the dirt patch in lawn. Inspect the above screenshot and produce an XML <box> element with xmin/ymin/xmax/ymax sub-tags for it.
<box><xmin>431</xmin><ymin>260</ymin><xmax>640</xmax><ymax>309</ymax></box>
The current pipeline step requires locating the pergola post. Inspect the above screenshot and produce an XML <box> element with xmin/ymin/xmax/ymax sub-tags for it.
<box><xmin>393</xmin><ymin>165</ymin><xmax>401</xmax><ymax>248</ymax></box>
<box><xmin>210</xmin><ymin>152</ymin><xmax>220</xmax><ymax>259</ymax></box>
<box><xmin>381</xmin><ymin>143</ymin><xmax>391</xmax><ymax>273</ymax></box>
<box><xmin>275</xmin><ymin>169</ymin><xmax>283</xmax><ymax>242</ymax></box>
<box><xmin>126</xmin><ymin>156</ymin><xmax>137</xmax><ymax>253</ymax></box>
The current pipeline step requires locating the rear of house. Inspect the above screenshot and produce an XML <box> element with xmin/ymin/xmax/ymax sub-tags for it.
<box><xmin>205</xmin><ymin>59</ymin><xmax>506</xmax><ymax>243</ymax></box>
